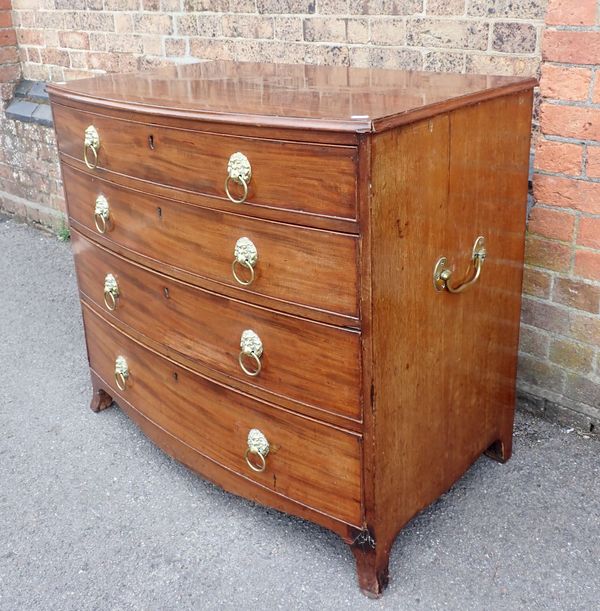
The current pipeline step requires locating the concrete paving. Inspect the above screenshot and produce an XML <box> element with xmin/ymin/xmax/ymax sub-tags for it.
<box><xmin>1</xmin><ymin>216</ymin><xmax>599</xmax><ymax>611</ymax></box>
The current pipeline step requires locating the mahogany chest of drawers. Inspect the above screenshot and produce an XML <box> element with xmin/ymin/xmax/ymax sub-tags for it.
<box><xmin>48</xmin><ymin>61</ymin><xmax>535</xmax><ymax>596</ymax></box>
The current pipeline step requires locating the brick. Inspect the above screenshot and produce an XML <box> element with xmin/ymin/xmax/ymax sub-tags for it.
<box><xmin>533</xmin><ymin>175</ymin><xmax>600</xmax><ymax>215</ymax></box>
<box><xmin>553</xmin><ymin>277</ymin><xmax>600</xmax><ymax>313</ymax></box>
<box><xmin>106</xmin><ymin>34</ymin><xmax>143</xmax><ymax>54</ymax></box>
<box><xmin>407</xmin><ymin>18</ymin><xmax>488</xmax><ymax>50</ymax></box>
<box><xmin>569</xmin><ymin>311</ymin><xmax>600</xmax><ymax>345</ymax></box>
<box><xmin>517</xmin><ymin>353</ymin><xmax>565</xmax><ymax>394</ymax></box>
<box><xmin>0</xmin><ymin>10</ymin><xmax>12</xmax><ymax>28</ymax></box>
<box><xmin>522</xmin><ymin>267</ymin><xmax>552</xmax><ymax>298</ymax></box>
<box><xmin>370</xmin><ymin>17</ymin><xmax>406</xmax><ymax>46</ymax></box>
<box><xmin>114</xmin><ymin>14</ymin><xmax>133</xmax><ymax>34</ymax></box>
<box><xmin>142</xmin><ymin>35</ymin><xmax>162</xmax><ymax>56</ymax></box>
<box><xmin>586</xmin><ymin>147</ymin><xmax>600</xmax><ymax>179</ymax></box>
<box><xmin>0</xmin><ymin>0</ymin><xmax>11</xmax><ymax>8</ymax></box>
<box><xmin>549</xmin><ymin>338</ymin><xmax>594</xmax><ymax>373</ymax></box>
<box><xmin>525</xmin><ymin>234</ymin><xmax>572</xmax><ymax>272</ymax></box>
<box><xmin>541</xmin><ymin>103</ymin><xmax>600</xmax><ymax>142</ymax></box>
<box><xmin>574</xmin><ymin>250</ymin><xmax>600</xmax><ymax>282</ymax></box>
<box><xmin>177</xmin><ymin>15</ymin><xmax>199</xmax><ymax>36</ymax></box>
<box><xmin>521</xmin><ymin>296</ymin><xmax>570</xmax><ymax>334</ymax></box>
<box><xmin>543</xmin><ymin>31</ymin><xmax>600</xmax><ymax>64</ymax></box>
<box><xmin>349</xmin><ymin>0</ymin><xmax>423</xmax><ymax>14</ymax></box>
<box><xmin>492</xmin><ymin>22</ymin><xmax>537</xmax><ymax>54</ymax></box>
<box><xmin>424</xmin><ymin>50</ymin><xmax>465</xmax><ymax>73</ymax></box>
<box><xmin>546</xmin><ymin>0</ymin><xmax>597</xmax><ymax>26</ymax></box>
<box><xmin>40</xmin><ymin>48</ymin><xmax>69</xmax><ymax>68</ymax></box>
<box><xmin>104</xmin><ymin>0</ymin><xmax>139</xmax><ymax>8</ymax></box>
<box><xmin>0</xmin><ymin>28</ymin><xmax>17</xmax><ymax>46</ymax></box>
<box><xmin>594</xmin><ymin>79</ymin><xmax>600</xmax><ymax>105</ymax></box>
<box><xmin>316</xmin><ymin>0</ymin><xmax>348</xmax><ymax>13</ymax></box>
<box><xmin>346</xmin><ymin>18</ymin><xmax>368</xmax><ymax>43</ymax></box>
<box><xmin>0</xmin><ymin>45</ymin><xmax>18</xmax><ymax>63</ymax></box>
<box><xmin>564</xmin><ymin>373</ymin><xmax>600</xmax><ymax>408</ymax></box>
<box><xmin>349</xmin><ymin>45</ymin><xmax>422</xmax><ymax>70</ymax></box>
<box><xmin>0</xmin><ymin>63</ymin><xmax>20</xmax><ymax>81</ymax></box>
<box><xmin>535</xmin><ymin>140</ymin><xmax>582</xmax><ymax>175</ymax></box>
<box><xmin>464</xmin><ymin>54</ymin><xmax>538</xmax><ymax>77</ymax></box>
<box><xmin>539</xmin><ymin>65</ymin><xmax>591</xmax><ymax>102</ymax></box>
<box><xmin>528</xmin><ymin>207</ymin><xmax>575</xmax><ymax>242</ymax></box>
<box><xmin>223</xmin><ymin>15</ymin><xmax>273</xmax><ymax>39</ymax></box>
<box><xmin>256</xmin><ymin>0</ymin><xmax>316</xmax><ymax>13</ymax></box>
<box><xmin>196</xmin><ymin>14</ymin><xmax>221</xmax><ymax>37</ymax></box>
<box><xmin>519</xmin><ymin>325</ymin><xmax>550</xmax><ymax>358</ymax></box>
<box><xmin>466</xmin><ymin>0</ymin><xmax>546</xmax><ymax>19</ymax></box>
<box><xmin>165</xmin><ymin>37</ymin><xmax>187</xmax><ymax>57</ymax></box>
<box><xmin>143</xmin><ymin>0</ymin><xmax>160</xmax><ymax>8</ymax></box>
<box><xmin>184</xmin><ymin>0</ymin><xmax>228</xmax><ymax>9</ymax></box>
<box><xmin>427</xmin><ymin>0</ymin><xmax>464</xmax><ymax>15</ymax></box>
<box><xmin>274</xmin><ymin>17</ymin><xmax>303</xmax><ymax>41</ymax></box>
<box><xmin>303</xmin><ymin>17</ymin><xmax>345</xmax><ymax>42</ymax></box>
<box><xmin>133</xmin><ymin>14</ymin><xmax>173</xmax><ymax>35</ymax></box>
<box><xmin>58</xmin><ymin>31</ymin><xmax>89</xmax><ymax>50</ymax></box>
<box><xmin>578</xmin><ymin>217</ymin><xmax>600</xmax><ymax>250</ymax></box>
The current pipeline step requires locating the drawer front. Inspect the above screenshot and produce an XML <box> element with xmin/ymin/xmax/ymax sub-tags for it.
<box><xmin>83</xmin><ymin>305</ymin><xmax>363</xmax><ymax>526</ymax></box>
<box><xmin>54</xmin><ymin>104</ymin><xmax>358</xmax><ymax>221</ymax></box>
<box><xmin>63</xmin><ymin>165</ymin><xmax>359</xmax><ymax>319</ymax></box>
<box><xmin>73</xmin><ymin>231</ymin><xmax>361</xmax><ymax>420</ymax></box>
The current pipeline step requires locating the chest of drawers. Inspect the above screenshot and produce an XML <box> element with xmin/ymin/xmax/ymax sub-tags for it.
<box><xmin>48</xmin><ymin>61</ymin><xmax>535</xmax><ymax>597</ymax></box>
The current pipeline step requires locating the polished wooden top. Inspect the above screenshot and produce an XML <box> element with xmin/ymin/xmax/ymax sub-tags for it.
<box><xmin>48</xmin><ymin>60</ymin><xmax>536</xmax><ymax>133</ymax></box>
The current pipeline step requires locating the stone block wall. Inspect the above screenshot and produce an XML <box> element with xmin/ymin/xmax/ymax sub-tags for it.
<box><xmin>0</xmin><ymin>0</ymin><xmax>598</xmax><ymax>430</ymax></box>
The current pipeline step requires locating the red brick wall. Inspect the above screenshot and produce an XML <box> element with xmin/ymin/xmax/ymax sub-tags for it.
<box><xmin>0</xmin><ymin>0</ymin><xmax>20</xmax><ymax>102</ymax></box>
<box><xmin>522</xmin><ymin>0</ymin><xmax>599</xmax><ymax>430</ymax></box>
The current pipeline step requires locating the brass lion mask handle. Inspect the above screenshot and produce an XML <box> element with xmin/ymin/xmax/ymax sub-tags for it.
<box><xmin>114</xmin><ymin>355</ymin><xmax>129</xmax><ymax>391</ymax></box>
<box><xmin>94</xmin><ymin>195</ymin><xmax>110</xmax><ymax>234</ymax></box>
<box><xmin>103</xmin><ymin>273</ymin><xmax>119</xmax><ymax>311</ymax></box>
<box><xmin>225</xmin><ymin>152</ymin><xmax>252</xmax><ymax>204</ymax></box>
<box><xmin>84</xmin><ymin>125</ymin><xmax>100</xmax><ymax>169</ymax></box>
<box><xmin>238</xmin><ymin>329</ymin><xmax>263</xmax><ymax>377</ymax></box>
<box><xmin>245</xmin><ymin>428</ymin><xmax>269</xmax><ymax>473</ymax></box>
<box><xmin>232</xmin><ymin>237</ymin><xmax>258</xmax><ymax>286</ymax></box>
<box><xmin>433</xmin><ymin>236</ymin><xmax>486</xmax><ymax>294</ymax></box>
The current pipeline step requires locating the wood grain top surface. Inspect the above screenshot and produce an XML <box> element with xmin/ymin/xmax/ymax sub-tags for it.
<box><xmin>47</xmin><ymin>60</ymin><xmax>536</xmax><ymax>133</ymax></box>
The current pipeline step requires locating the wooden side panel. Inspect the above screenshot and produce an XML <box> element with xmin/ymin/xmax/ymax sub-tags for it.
<box><xmin>83</xmin><ymin>304</ymin><xmax>363</xmax><ymax>527</ymax></box>
<box><xmin>369</xmin><ymin>92</ymin><xmax>533</xmax><ymax>546</ymax></box>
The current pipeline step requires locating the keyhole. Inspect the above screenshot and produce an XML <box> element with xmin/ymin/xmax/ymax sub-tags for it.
<box><xmin>163</xmin><ymin>287</ymin><xmax>169</xmax><ymax>299</ymax></box>
<box><xmin>172</xmin><ymin>371</ymin><xmax>178</xmax><ymax>382</ymax></box>
<box><xmin>148</xmin><ymin>134</ymin><xmax>155</xmax><ymax>150</ymax></box>
<box><xmin>157</xmin><ymin>206</ymin><xmax>162</xmax><ymax>219</ymax></box>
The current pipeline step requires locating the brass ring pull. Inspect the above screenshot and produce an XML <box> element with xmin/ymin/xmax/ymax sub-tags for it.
<box><xmin>224</xmin><ymin>175</ymin><xmax>248</xmax><ymax>204</ymax></box>
<box><xmin>225</xmin><ymin>152</ymin><xmax>252</xmax><ymax>204</ymax></box>
<box><xmin>94</xmin><ymin>195</ymin><xmax>110</xmax><ymax>234</ymax></box>
<box><xmin>103</xmin><ymin>273</ymin><xmax>119</xmax><ymax>311</ymax></box>
<box><xmin>433</xmin><ymin>236</ymin><xmax>487</xmax><ymax>294</ymax></box>
<box><xmin>245</xmin><ymin>428</ymin><xmax>269</xmax><ymax>473</ymax></box>
<box><xmin>231</xmin><ymin>237</ymin><xmax>258</xmax><ymax>286</ymax></box>
<box><xmin>114</xmin><ymin>355</ymin><xmax>129</xmax><ymax>391</ymax></box>
<box><xmin>239</xmin><ymin>330</ymin><xmax>263</xmax><ymax>377</ymax></box>
<box><xmin>83</xmin><ymin>125</ymin><xmax>100</xmax><ymax>170</ymax></box>
<box><xmin>94</xmin><ymin>213</ymin><xmax>106</xmax><ymax>234</ymax></box>
<box><xmin>238</xmin><ymin>350</ymin><xmax>261</xmax><ymax>377</ymax></box>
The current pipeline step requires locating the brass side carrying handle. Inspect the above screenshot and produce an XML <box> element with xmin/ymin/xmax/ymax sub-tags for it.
<box><xmin>94</xmin><ymin>195</ymin><xmax>110</xmax><ymax>234</ymax></box>
<box><xmin>114</xmin><ymin>355</ymin><xmax>129</xmax><ymax>391</ymax></box>
<box><xmin>84</xmin><ymin>125</ymin><xmax>100</xmax><ymax>169</ymax></box>
<box><xmin>231</xmin><ymin>237</ymin><xmax>258</xmax><ymax>286</ymax></box>
<box><xmin>238</xmin><ymin>329</ymin><xmax>263</xmax><ymax>377</ymax></box>
<box><xmin>245</xmin><ymin>428</ymin><xmax>269</xmax><ymax>473</ymax></box>
<box><xmin>433</xmin><ymin>236</ymin><xmax>487</xmax><ymax>294</ymax></box>
<box><xmin>225</xmin><ymin>152</ymin><xmax>252</xmax><ymax>204</ymax></box>
<box><xmin>103</xmin><ymin>273</ymin><xmax>119</xmax><ymax>311</ymax></box>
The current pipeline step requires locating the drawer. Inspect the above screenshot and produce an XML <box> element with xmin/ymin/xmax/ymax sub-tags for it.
<box><xmin>53</xmin><ymin>104</ymin><xmax>358</xmax><ymax>222</ymax></box>
<box><xmin>83</xmin><ymin>305</ymin><xmax>363</xmax><ymax>526</ymax></box>
<box><xmin>73</xmin><ymin>231</ymin><xmax>361</xmax><ymax>421</ymax></box>
<box><xmin>63</xmin><ymin>165</ymin><xmax>359</xmax><ymax>320</ymax></box>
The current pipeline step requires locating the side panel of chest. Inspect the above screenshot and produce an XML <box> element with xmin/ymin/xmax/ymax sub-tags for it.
<box><xmin>368</xmin><ymin>91</ymin><xmax>533</xmax><ymax>544</ymax></box>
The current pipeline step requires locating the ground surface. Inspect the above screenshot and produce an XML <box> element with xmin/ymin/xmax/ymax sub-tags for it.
<box><xmin>1</xmin><ymin>217</ymin><xmax>599</xmax><ymax>611</ymax></box>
